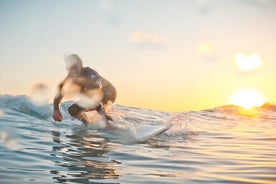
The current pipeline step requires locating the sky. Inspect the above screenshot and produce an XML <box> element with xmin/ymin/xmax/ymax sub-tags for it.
<box><xmin>0</xmin><ymin>0</ymin><xmax>276</xmax><ymax>112</ymax></box>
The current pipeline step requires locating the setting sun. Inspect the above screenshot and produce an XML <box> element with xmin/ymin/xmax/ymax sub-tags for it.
<box><xmin>229</xmin><ymin>89</ymin><xmax>265</xmax><ymax>109</ymax></box>
<box><xmin>236</xmin><ymin>53</ymin><xmax>263</xmax><ymax>72</ymax></box>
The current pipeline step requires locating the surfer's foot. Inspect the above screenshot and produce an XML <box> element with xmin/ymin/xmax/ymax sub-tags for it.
<box><xmin>105</xmin><ymin>114</ymin><xmax>113</xmax><ymax>121</ymax></box>
<box><xmin>96</xmin><ymin>105</ymin><xmax>113</xmax><ymax>121</ymax></box>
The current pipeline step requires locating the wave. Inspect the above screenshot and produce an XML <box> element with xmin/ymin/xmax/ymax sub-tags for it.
<box><xmin>1</xmin><ymin>95</ymin><xmax>276</xmax><ymax>183</ymax></box>
<box><xmin>0</xmin><ymin>95</ymin><xmax>52</xmax><ymax>119</ymax></box>
<box><xmin>1</xmin><ymin>95</ymin><xmax>276</xmax><ymax>128</ymax></box>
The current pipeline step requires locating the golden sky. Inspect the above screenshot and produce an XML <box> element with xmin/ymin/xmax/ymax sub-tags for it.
<box><xmin>0</xmin><ymin>0</ymin><xmax>276</xmax><ymax>111</ymax></box>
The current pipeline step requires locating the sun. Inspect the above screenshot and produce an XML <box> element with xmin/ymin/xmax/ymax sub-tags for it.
<box><xmin>236</xmin><ymin>53</ymin><xmax>262</xmax><ymax>72</ymax></box>
<box><xmin>228</xmin><ymin>89</ymin><xmax>265</xmax><ymax>109</ymax></box>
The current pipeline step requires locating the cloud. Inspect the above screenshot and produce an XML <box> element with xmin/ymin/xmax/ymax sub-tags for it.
<box><xmin>129</xmin><ymin>32</ymin><xmax>165</xmax><ymax>49</ymax></box>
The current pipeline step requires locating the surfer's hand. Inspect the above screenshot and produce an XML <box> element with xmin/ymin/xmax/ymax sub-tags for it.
<box><xmin>53</xmin><ymin>110</ymin><xmax>63</xmax><ymax>122</ymax></box>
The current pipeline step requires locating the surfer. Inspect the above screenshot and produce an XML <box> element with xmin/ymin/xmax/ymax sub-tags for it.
<box><xmin>52</xmin><ymin>54</ymin><xmax>116</xmax><ymax>124</ymax></box>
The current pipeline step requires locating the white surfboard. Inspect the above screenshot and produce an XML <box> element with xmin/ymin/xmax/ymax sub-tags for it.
<box><xmin>132</xmin><ymin>124</ymin><xmax>171</xmax><ymax>142</ymax></box>
<box><xmin>106</xmin><ymin>124</ymin><xmax>171</xmax><ymax>143</ymax></box>
<box><xmin>83</xmin><ymin>110</ymin><xmax>171</xmax><ymax>143</ymax></box>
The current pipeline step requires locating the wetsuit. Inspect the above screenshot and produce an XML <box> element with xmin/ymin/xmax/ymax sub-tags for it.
<box><xmin>53</xmin><ymin>67</ymin><xmax>116</xmax><ymax>123</ymax></box>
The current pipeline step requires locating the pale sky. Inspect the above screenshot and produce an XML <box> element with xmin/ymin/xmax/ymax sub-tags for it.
<box><xmin>1</xmin><ymin>0</ymin><xmax>276</xmax><ymax>111</ymax></box>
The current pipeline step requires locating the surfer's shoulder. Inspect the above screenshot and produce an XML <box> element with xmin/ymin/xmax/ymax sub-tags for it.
<box><xmin>81</xmin><ymin>67</ymin><xmax>100</xmax><ymax>78</ymax></box>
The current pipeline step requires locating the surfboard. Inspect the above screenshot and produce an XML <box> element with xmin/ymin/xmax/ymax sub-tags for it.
<box><xmin>83</xmin><ymin>110</ymin><xmax>171</xmax><ymax>143</ymax></box>
<box><xmin>133</xmin><ymin>124</ymin><xmax>171</xmax><ymax>142</ymax></box>
<box><xmin>106</xmin><ymin>124</ymin><xmax>171</xmax><ymax>143</ymax></box>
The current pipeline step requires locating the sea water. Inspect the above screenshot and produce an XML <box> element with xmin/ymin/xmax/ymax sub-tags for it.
<box><xmin>0</xmin><ymin>95</ymin><xmax>276</xmax><ymax>184</ymax></box>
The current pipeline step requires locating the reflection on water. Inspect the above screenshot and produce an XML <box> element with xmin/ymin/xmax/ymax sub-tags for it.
<box><xmin>50</xmin><ymin>130</ymin><xmax>120</xmax><ymax>183</ymax></box>
<box><xmin>1</xmin><ymin>95</ymin><xmax>276</xmax><ymax>183</ymax></box>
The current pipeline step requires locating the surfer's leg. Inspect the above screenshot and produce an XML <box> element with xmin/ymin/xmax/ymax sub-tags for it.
<box><xmin>68</xmin><ymin>103</ymin><xmax>84</xmax><ymax>117</ymax></box>
<box><xmin>68</xmin><ymin>103</ymin><xmax>113</xmax><ymax>124</ymax></box>
<box><xmin>68</xmin><ymin>104</ymin><xmax>89</xmax><ymax>124</ymax></box>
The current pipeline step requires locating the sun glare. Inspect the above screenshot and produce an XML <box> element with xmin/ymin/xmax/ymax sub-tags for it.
<box><xmin>236</xmin><ymin>53</ymin><xmax>262</xmax><ymax>71</ymax></box>
<box><xmin>229</xmin><ymin>89</ymin><xmax>265</xmax><ymax>109</ymax></box>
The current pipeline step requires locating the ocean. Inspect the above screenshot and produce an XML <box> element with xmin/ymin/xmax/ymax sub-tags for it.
<box><xmin>0</xmin><ymin>95</ymin><xmax>276</xmax><ymax>184</ymax></box>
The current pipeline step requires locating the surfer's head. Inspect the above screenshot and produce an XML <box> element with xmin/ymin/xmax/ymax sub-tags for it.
<box><xmin>65</xmin><ymin>54</ymin><xmax>83</xmax><ymax>76</ymax></box>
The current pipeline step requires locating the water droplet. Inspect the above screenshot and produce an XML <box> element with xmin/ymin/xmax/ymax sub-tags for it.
<box><xmin>30</xmin><ymin>83</ymin><xmax>50</xmax><ymax>106</ymax></box>
<box><xmin>0</xmin><ymin>109</ymin><xmax>5</xmax><ymax>117</ymax></box>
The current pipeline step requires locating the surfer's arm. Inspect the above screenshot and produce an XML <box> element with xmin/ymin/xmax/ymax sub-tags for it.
<box><xmin>53</xmin><ymin>94</ymin><xmax>63</xmax><ymax>122</ymax></box>
<box><xmin>52</xmin><ymin>83</ymin><xmax>64</xmax><ymax>121</ymax></box>
<box><xmin>53</xmin><ymin>92</ymin><xmax>63</xmax><ymax>111</ymax></box>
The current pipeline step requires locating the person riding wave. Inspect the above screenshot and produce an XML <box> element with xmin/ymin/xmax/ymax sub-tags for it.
<box><xmin>52</xmin><ymin>54</ymin><xmax>116</xmax><ymax>125</ymax></box>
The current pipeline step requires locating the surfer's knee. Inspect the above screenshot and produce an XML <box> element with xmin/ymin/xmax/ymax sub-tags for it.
<box><xmin>68</xmin><ymin>104</ymin><xmax>83</xmax><ymax>117</ymax></box>
<box><xmin>102</xmin><ymin>83</ymin><xmax>116</xmax><ymax>104</ymax></box>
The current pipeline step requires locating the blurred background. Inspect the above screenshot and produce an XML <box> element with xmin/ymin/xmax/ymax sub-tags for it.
<box><xmin>0</xmin><ymin>0</ymin><xmax>276</xmax><ymax>111</ymax></box>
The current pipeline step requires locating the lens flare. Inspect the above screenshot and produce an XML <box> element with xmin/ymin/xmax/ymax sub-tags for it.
<box><xmin>236</xmin><ymin>53</ymin><xmax>262</xmax><ymax>72</ymax></box>
<box><xmin>228</xmin><ymin>89</ymin><xmax>265</xmax><ymax>109</ymax></box>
